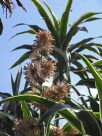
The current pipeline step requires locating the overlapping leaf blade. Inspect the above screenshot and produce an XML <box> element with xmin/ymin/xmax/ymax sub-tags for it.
<box><xmin>10</xmin><ymin>51</ymin><xmax>31</xmax><ymax>69</ymax></box>
<box><xmin>43</xmin><ymin>1</ymin><xmax>59</xmax><ymax>32</ymax></box>
<box><xmin>63</xmin><ymin>12</ymin><xmax>102</xmax><ymax>49</ymax></box>
<box><xmin>76</xmin><ymin>110</ymin><xmax>102</xmax><ymax>136</ymax></box>
<box><xmin>60</xmin><ymin>0</ymin><xmax>72</xmax><ymax>42</ymax></box>
<box><xmin>31</xmin><ymin>0</ymin><xmax>59</xmax><ymax>46</ymax></box>
<box><xmin>20</xmin><ymin>100</ymin><xmax>31</xmax><ymax>118</ymax></box>
<box><xmin>80</xmin><ymin>54</ymin><xmax>102</xmax><ymax>119</ymax></box>
<box><xmin>0</xmin><ymin>95</ymin><xmax>82</xmax><ymax>132</ymax></box>
<box><xmin>12</xmin><ymin>44</ymin><xmax>32</xmax><ymax>51</ymax></box>
<box><xmin>10</xmin><ymin>30</ymin><xmax>35</xmax><ymax>39</ymax></box>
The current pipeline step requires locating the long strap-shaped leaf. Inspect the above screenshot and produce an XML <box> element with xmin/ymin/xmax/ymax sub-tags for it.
<box><xmin>0</xmin><ymin>131</ymin><xmax>10</xmax><ymax>136</ymax></box>
<box><xmin>38</xmin><ymin>103</ymin><xmax>82</xmax><ymax>132</ymax></box>
<box><xmin>60</xmin><ymin>0</ymin><xmax>72</xmax><ymax>42</ymax></box>
<box><xmin>20</xmin><ymin>100</ymin><xmax>32</xmax><ymax>118</ymax></box>
<box><xmin>10</xmin><ymin>51</ymin><xmax>31</xmax><ymax>69</ymax></box>
<box><xmin>80</xmin><ymin>54</ymin><xmax>102</xmax><ymax>120</ymax></box>
<box><xmin>43</xmin><ymin>1</ymin><xmax>59</xmax><ymax>32</ymax></box>
<box><xmin>63</xmin><ymin>12</ymin><xmax>101</xmax><ymax>49</ymax></box>
<box><xmin>10</xmin><ymin>30</ymin><xmax>35</xmax><ymax>40</ymax></box>
<box><xmin>31</xmin><ymin>0</ymin><xmax>59</xmax><ymax>47</ymax></box>
<box><xmin>0</xmin><ymin>95</ymin><xmax>82</xmax><ymax>132</ymax></box>
<box><xmin>76</xmin><ymin>110</ymin><xmax>102</xmax><ymax>136</ymax></box>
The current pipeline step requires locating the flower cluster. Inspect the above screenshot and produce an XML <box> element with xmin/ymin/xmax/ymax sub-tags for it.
<box><xmin>50</xmin><ymin>127</ymin><xmax>65</xmax><ymax>136</ymax></box>
<box><xmin>24</xmin><ymin>30</ymin><xmax>70</xmax><ymax>102</ymax></box>
<box><xmin>69</xmin><ymin>129</ymin><xmax>81</xmax><ymax>136</ymax></box>
<box><xmin>13</xmin><ymin>118</ymin><xmax>40</xmax><ymax>136</ymax></box>
<box><xmin>29</xmin><ymin>30</ymin><xmax>53</xmax><ymax>58</ymax></box>
<box><xmin>43</xmin><ymin>81</ymin><xmax>69</xmax><ymax>101</ymax></box>
<box><xmin>24</xmin><ymin>30</ymin><xmax>56</xmax><ymax>86</ymax></box>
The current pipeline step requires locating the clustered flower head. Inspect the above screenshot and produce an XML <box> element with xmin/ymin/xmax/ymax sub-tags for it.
<box><xmin>29</xmin><ymin>30</ymin><xmax>54</xmax><ymax>58</ymax></box>
<box><xmin>24</xmin><ymin>62</ymin><xmax>45</xmax><ymax>85</ymax></box>
<box><xmin>24</xmin><ymin>30</ymin><xmax>69</xmax><ymax>102</ymax></box>
<box><xmin>13</xmin><ymin>118</ymin><xmax>40</xmax><ymax>136</ymax></box>
<box><xmin>24</xmin><ymin>30</ymin><xmax>56</xmax><ymax>85</ymax></box>
<box><xmin>43</xmin><ymin>81</ymin><xmax>69</xmax><ymax>101</ymax></box>
<box><xmin>50</xmin><ymin>127</ymin><xmax>65</xmax><ymax>136</ymax></box>
<box><xmin>40</xmin><ymin>59</ymin><xmax>56</xmax><ymax>78</ymax></box>
<box><xmin>69</xmin><ymin>128</ymin><xmax>81</xmax><ymax>136</ymax></box>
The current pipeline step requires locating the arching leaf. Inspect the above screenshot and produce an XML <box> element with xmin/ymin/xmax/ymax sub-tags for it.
<box><xmin>10</xmin><ymin>51</ymin><xmax>31</xmax><ymax>69</ymax></box>
<box><xmin>60</xmin><ymin>0</ymin><xmax>72</xmax><ymax>42</ymax></box>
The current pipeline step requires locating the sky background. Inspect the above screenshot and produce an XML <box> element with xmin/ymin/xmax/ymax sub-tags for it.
<box><xmin>0</xmin><ymin>0</ymin><xmax>102</xmax><ymax>95</ymax></box>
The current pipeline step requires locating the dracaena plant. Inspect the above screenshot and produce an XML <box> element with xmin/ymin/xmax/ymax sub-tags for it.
<box><xmin>0</xmin><ymin>0</ymin><xmax>102</xmax><ymax>136</ymax></box>
<box><xmin>10</xmin><ymin>0</ymin><xmax>102</xmax><ymax>106</ymax></box>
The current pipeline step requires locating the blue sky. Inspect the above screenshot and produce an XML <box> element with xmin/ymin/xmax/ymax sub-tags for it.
<box><xmin>0</xmin><ymin>0</ymin><xmax>102</xmax><ymax>94</ymax></box>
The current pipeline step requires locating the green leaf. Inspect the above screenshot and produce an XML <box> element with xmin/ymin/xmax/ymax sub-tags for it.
<box><xmin>0</xmin><ymin>18</ymin><xmax>3</xmax><ymax>35</ymax></box>
<box><xmin>59</xmin><ymin>109</ymin><xmax>82</xmax><ymax>132</ymax></box>
<box><xmin>76</xmin><ymin>110</ymin><xmax>102</xmax><ymax>136</ymax></box>
<box><xmin>20</xmin><ymin>100</ymin><xmax>31</xmax><ymax>118</ymax></box>
<box><xmin>16</xmin><ymin>0</ymin><xmax>26</xmax><ymax>12</ymax></box>
<box><xmin>83</xmin><ymin>17</ymin><xmax>102</xmax><ymax>23</ymax></box>
<box><xmin>88</xmin><ymin>96</ymin><xmax>99</xmax><ymax>112</ymax></box>
<box><xmin>38</xmin><ymin>103</ymin><xmax>72</xmax><ymax>123</ymax></box>
<box><xmin>76</xmin><ymin>78</ymin><xmax>95</xmax><ymax>88</ymax></box>
<box><xmin>71</xmin><ymin>44</ymin><xmax>100</xmax><ymax>56</ymax></box>
<box><xmin>31</xmin><ymin>0</ymin><xmax>59</xmax><ymax>47</ymax></box>
<box><xmin>11</xmin><ymin>74</ymin><xmax>15</xmax><ymax>93</ymax></box>
<box><xmin>21</xmin><ymin>87</ymin><xmax>32</xmax><ymax>94</ymax></box>
<box><xmin>63</xmin><ymin>122</ymin><xmax>72</xmax><ymax>132</ymax></box>
<box><xmin>0</xmin><ymin>131</ymin><xmax>10</xmax><ymax>136</ymax></box>
<box><xmin>14</xmin><ymin>23</ymin><xmax>43</xmax><ymax>32</ymax></box>
<box><xmin>0</xmin><ymin>95</ymin><xmax>55</xmax><ymax>108</ymax></box>
<box><xmin>39</xmin><ymin>104</ymin><xmax>81</xmax><ymax>131</ymax></box>
<box><xmin>71</xmin><ymin>12</ymin><xmax>101</xmax><ymax>28</ymax></box>
<box><xmin>60</xmin><ymin>0</ymin><xmax>72</xmax><ymax>42</ymax></box>
<box><xmin>12</xmin><ymin>44</ymin><xmax>32</xmax><ymax>51</ymax></box>
<box><xmin>69</xmin><ymin>37</ymin><xmax>94</xmax><ymax>52</ymax></box>
<box><xmin>0</xmin><ymin>111</ymin><xmax>14</xmax><ymax>121</ymax></box>
<box><xmin>80</xmin><ymin>54</ymin><xmax>102</xmax><ymax>120</ymax></box>
<box><xmin>98</xmin><ymin>47</ymin><xmax>102</xmax><ymax>56</ymax></box>
<box><xmin>92</xmin><ymin>59</ymin><xmax>102</xmax><ymax>67</ymax></box>
<box><xmin>14</xmin><ymin>68</ymin><xmax>22</xmax><ymax>95</ymax></box>
<box><xmin>63</xmin><ymin>12</ymin><xmax>101</xmax><ymax>49</ymax></box>
<box><xmin>0</xmin><ymin>92</ymin><xmax>11</xmax><ymax>99</ymax></box>
<box><xmin>10</xmin><ymin>51</ymin><xmax>31</xmax><ymax>69</ymax></box>
<box><xmin>10</xmin><ymin>30</ymin><xmax>36</xmax><ymax>39</ymax></box>
<box><xmin>43</xmin><ymin>1</ymin><xmax>59</xmax><ymax>32</ymax></box>
<box><xmin>38</xmin><ymin>103</ymin><xmax>82</xmax><ymax>132</ymax></box>
<box><xmin>0</xmin><ymin>95</ymin><xmax>82</xmax><ymax>132</ymax></box>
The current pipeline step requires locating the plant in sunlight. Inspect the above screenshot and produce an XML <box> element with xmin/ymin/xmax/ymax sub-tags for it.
<box><xmin>0</xmin><ymin>0</ymin><xmax>102</xmax><ymax>136</ymax></box>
